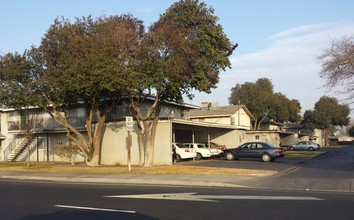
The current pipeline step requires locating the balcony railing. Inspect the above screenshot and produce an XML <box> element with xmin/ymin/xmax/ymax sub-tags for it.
<box><xmin>8</xmin><ymin>117</ymin><xmax>86</xmax><ymax>132</ymax></box>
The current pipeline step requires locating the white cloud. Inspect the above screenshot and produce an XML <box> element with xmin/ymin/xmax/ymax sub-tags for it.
<box><xmin>188</xmin><ymin>21</ymin><xmax>354</xmax><ymax>117</ymax></box>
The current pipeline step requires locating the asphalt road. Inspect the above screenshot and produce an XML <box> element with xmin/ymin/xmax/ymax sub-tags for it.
<box><xmin>178</xmin><ymin>145</ymin><xmax>354</xmax><ymax>192</ymax></box>
<box><xmin>1</xmin><ymin>145</ymin><xmax>354</xmax><ymax>219</ymax></box>
<box><xmin>1</xmin><ymin>179</ymin><xmax>354</xmax><ymax>220</ymax></box>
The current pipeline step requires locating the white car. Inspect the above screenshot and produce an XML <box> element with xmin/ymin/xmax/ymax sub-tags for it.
<box><xmin>184</xmin><ymin>143</ymin><xmax>219</xmax><ymax>160</ymax></box>
<box><xmin>172</xmin><ymin>143</ymin><xmax>197</xmax><ymax>162</ymax></box>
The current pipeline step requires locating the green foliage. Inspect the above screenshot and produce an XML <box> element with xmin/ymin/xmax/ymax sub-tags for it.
<box><xmin>303</xmin><ymin>110</ymin><xmax>330</xmax><ymax>130</ymax></box>
<box><xmin>303</xmin><ymin>96</ymin><xmax>350</xmax><ymax>130</ymax></box>
<box><xmin>0</xmin><ymin>52</ymin><xmax>38</xmax><ymax>109</ymax></box>
<box><xmin>348</xmin><ymin>126</ymin><xmax>354</xmax><ymax>137</ymax></box>
<box><xmin>0</xmin><ymin>15</ymin><xmax>145</xmax><ymax>166</ymax></box>
<box><xmin>124</xmin><ymin>0</ymin><xmax>235</xmax><ymax>166</ymax></box>
<box><xmin>229</xmin><ymin>78</ymin><xmax>301</xmax><ymax>128</ymax></box>
<box><xmin>0</xmin><ymin>1</ymin><xmax>234</xmax><ymax>166</ymax></box>
<box><xmin>314</xmin><ymin>96</ymin><xmax>350</xmax><ymax>126</ymax></box>
<box><xmin>33</xmin><ymin>15</ymin><xmax>143</xmax><ymax>106</ymax></box>
<box><xmin>130</xmin><ymin>0</ymin><xmax>235</xmax><ymax>103</ymax></box>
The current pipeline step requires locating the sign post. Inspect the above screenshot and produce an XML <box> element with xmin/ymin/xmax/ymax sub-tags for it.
<box><xmin>125</xmin><ymin>116</ymin><xmax>134</xmax><ymax>172</ymax></box>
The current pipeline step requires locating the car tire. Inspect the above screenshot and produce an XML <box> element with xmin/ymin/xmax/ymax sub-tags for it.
<box><xmin>262</xmin><ymin>153</ymin><xmax>272</xmax><ymax>162</ymax></box>
<box><xmin>225</xmin><ymin>152</ymin><xmax>235</xmax><ymax>160</ymax></box>
<box><xmin>308</xmin><ymin>147</ymin><xmax>314</xmax><ymax>151</ymax></box>
<box><xmin>195</xmin><ymin>153</ymin><xmax>203</xmax><ymax>160</ymax></box>
<box><xmin>289</xmin><ymin>146</ymin><xmax>295</xmax><ymax>151</ymax></box>
<box><xmin>176</xmin><ymin>154</ymin><xmax>182</xmax><ymax>162</ymax></box>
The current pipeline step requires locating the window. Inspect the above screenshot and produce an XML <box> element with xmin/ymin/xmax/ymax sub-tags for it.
<box><xmin>255</xmin><ymin>135</ymin><xmax>260</xmax><ymax>140</ymax></box>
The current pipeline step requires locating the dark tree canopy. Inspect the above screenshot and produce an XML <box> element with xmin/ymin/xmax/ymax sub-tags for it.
<box><xmin>303</xmin><ymin>96</ymin><xmax>350</xmax><ymax>145</ymax></box>
<box><xmin>0</xmin><ymin>0</ymin><xmax>235</xmax><ymax>167</ymax></box>
<box><xmin>229</xmin><ymin>78</ymin><xmax>301</xmax><ymax>129</ymax></box>
<box><xmin>313</xmin><ymin>96</ymin><xmax>350</xmax><ymax>127</ymax></box>
<box><xmin>130</xmin><ymin>0</ymin><xmax>235</xmax><ymax>103</ymax></box>
<box><xmin>0</xmin><ymin>15</ymin><xmax>145</xmax><ymax>166</ymax></box>
<box><xmin>125</xmin><ymin>0</ymin><xmax>236</xmax><ymax>166</ymax></box>
<box><xmin>348</xmin><ymin>125</ymin><xmax>354</xmax><ymax>137</ymax></box>
<box><xmin>0</xmin><ymin>52</ymin><xmax>37</xmax><ymax>109</ymax></box>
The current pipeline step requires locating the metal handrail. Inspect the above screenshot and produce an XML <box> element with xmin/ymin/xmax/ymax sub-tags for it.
<box><xmin>3</xmin><ymin>134</ymin><xmax>21</xmax><ymax>161</ymax></box>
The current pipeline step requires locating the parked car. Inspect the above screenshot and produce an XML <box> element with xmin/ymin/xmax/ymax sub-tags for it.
<box><xmin>184</xmin><ymin>143</ymin><xmax>219</xmax><ymax>160</ymax></box>
<box><xmin>223</xmin><ymin>141</ymin><xmax>285</xmax><ymax>162</ymax></box>
<box><xmin>288</xmin><ymin>141</ymin><xmax>319</xmax><ymax>151</ymax></box>
<box><xmin>207</xmin><ymin>142</ymin><xmax>227</xmax><ymax>154</ymax></box>
<box><xmin>172</xmin><ymin>143</ymin><xmax>197</xmax><ymax>162</ymax></box>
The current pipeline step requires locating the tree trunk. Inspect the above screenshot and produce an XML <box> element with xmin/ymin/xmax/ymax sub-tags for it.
<box><xmin>137</xmin><ymin>126</ymin><xmax>145</xmax><ymax>165</ymax></box>
<box><xmin>323</xmin><ymin>128</ymin><xmax>330</xmax><ymax>147</ymax></box>
<box><xmin>143</xmin><ymin>120</ymin><xmax>153</xmax><ymax>167</ymax></box>
<box><xmin>49</xmin><ymin>107</ymin><xmax>104</xmax><ymax>166</ymax></box>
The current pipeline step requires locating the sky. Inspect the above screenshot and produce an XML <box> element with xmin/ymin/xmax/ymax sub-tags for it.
<box><xmin>1</xmin><ymin>0</ymin><xmax>354</xmax><ymax>117</ymax></box>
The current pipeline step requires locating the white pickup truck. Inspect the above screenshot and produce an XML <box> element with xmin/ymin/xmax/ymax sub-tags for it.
<box><xmin>184</xmin><ymin>143</ymin><xmax>219</xmax><ymax>160</ymax></box>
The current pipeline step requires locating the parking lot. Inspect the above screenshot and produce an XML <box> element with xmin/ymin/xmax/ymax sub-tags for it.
<box><xmin>177</xmin><ymin>150</ymin><xmax>326</xmax><ymax>173</ymax></box>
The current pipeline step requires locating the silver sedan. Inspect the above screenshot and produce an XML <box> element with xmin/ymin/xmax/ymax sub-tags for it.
<box><xmin>288</xmin><ymin>141</ymin><xmax>319</xmax><ymax>151</ymax></box>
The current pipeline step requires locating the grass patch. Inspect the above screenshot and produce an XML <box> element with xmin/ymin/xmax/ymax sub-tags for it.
<box><xmin>284</xmin><ymin>150</ymin><xmax>323</xmax><ymax>159</ymax></box>
<box><xmin>0</xmin><ymin>162</ymin><xmax>275</xmax><ymax>176</ymax></box>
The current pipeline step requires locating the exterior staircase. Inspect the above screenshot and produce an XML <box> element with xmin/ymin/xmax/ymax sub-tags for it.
<box><xmin>4</xmin><ymin>136</ymin><xmax>35</xmax><ymax>162</ymax></box>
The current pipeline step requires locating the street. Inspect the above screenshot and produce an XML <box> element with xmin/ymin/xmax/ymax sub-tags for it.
<box><xmin>0</xmin><ymin>145</ymin><xmax>354</xmax><ymax>219</ymax></box>
<box><xmin>1</xmin><ymin>179</ymin><xmax>354</xmax><ymax>220</ymax></box>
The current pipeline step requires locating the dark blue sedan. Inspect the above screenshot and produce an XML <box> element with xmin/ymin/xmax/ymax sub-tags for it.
<box><xmin>223</xmin><ymin>142</ymin><xmax>285</xmax><ymax>162</ymax></box>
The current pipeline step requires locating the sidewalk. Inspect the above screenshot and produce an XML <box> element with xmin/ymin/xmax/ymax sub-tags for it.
<box><xmin>0</xmin><ymin>170</ymin><xmax>266</xmax><ymax>188</ymax></box>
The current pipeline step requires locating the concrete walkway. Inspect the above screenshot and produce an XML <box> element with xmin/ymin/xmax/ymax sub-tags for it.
<box><xmin>0</xmin><ymin>171</ymin><xmax>264</xmax><ymax>188</ymax></box>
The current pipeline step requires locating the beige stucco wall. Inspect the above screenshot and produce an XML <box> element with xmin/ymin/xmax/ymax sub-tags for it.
<box><xmin>245</xmin><ymin>132</ymin><xmax>281</xmax><ymax>147</ymax></box>
<box><xmin>281</xmin><ymin>134</ymin><xmax>298</xmax><ymax>146</ymax></box>
<box><xmin>190</xmin><ymin>108</ymin><xmax>252</xmax><ymax>130</ymax></box>
<box><xmin>313</xmin><ymin>129</ymin><xmax>324</xmax><ymax>146</ymax></box>
<box><xmin>210</xmin><ymin>129</ymin><xmax>245</xmax><ymax>148</ymax></box>
<box><xmin>230</xmin><ymin>110</ymin><xmax>252</xmax><ymax>129</ymax></box>
<box><xmin>100</xmin><ymin>121</ymin><xmax>173</xmax><ymax>165</ymax></box>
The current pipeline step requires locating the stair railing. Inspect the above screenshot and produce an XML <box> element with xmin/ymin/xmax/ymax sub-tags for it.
<box><xmin>3</xmin><ymin>134</ymin><xmax>21</xmax><ymax>161</ymax></box>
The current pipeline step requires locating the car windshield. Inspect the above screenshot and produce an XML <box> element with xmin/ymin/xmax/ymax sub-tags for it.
<box><xmin>197</xmin><ymin>144</ymin><xmax>207</xmax><ymax>148</ymax></box>
<box><xmin>175</xmin><ymin>143</ymin><xmax>188</xmax><ymax>148</ymax></box>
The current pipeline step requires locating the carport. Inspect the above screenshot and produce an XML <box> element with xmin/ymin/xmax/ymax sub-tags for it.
<box><xmin>171</xmin><ymin>119</ymin><xmax>246</xmax><ymax>148</ymax></box>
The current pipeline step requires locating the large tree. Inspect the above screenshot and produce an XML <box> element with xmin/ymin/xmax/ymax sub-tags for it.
<box><xmin>303</xmin><ymin>96</ymin><xmax>350</xmax><ymax>145</ymax></box>
<box><xmin>0</xmin><ymin>15</ymin><xmax>144</xmax><ymax>166</ymax></box>
<box><xmin>318</xmin><ymin>36</ymin><xmax>354</xmax><ymax>100</ymax></box>
<box><xmin>126</xmin><ymin>0</ymin><xmax>236</xmax><ymax>166</ymax></box>
<box><xmin>1</xmin><ymin>0</ymin><xmax>236</xmax><ymax>167</ymax></box>
<box><xmin>229</xmin><ymin>78</ymin><xmax>301</xmax><ymax>129</ymax></box>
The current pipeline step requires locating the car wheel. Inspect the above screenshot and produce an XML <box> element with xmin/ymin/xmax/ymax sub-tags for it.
<box><xmin>195</xmin><ymin>153</ymin><xmax>203</xmax><ymax>160</ymax></box>
<box><xmin>308</xmin><ymin>147</ymin><xmax>314</xmax><ymax>151</ymax></box>
<box><xmin>262</xmin><ymin>153</ymin><xmax>272</xmax><ymax>162</ymax></box>
<box><xmin>289</xmin><ymin>146</ymin><xmax>295</xmax><ymax>151</ymax></box>
<box><xmin>176</xmin><ymin>154</ymin><xmax>181</xmax><ymax>162</ymax></box>
<box><xmin>225</xmin><ymin>152</ymin><xmax>235</xmax><ymax>160</ymax></box>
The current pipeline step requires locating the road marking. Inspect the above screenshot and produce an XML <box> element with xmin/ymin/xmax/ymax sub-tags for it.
<box><xmin>55</xmin><ymin>205</ymin><xmax>136</xmax><ymax>213</ymax></box>
<box><xmin>105</xmin><ymin>192</ymin><xmax>324</xmax><ymax>202</ymax></box>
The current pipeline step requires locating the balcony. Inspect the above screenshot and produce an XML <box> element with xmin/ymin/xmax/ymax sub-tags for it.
<box><xmin>7</xmin><ymin>117</ymin><xmax>86</xmax><ymax>132</ymax></box>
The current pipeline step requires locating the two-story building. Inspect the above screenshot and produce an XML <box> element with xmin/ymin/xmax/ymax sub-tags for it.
<box><xmin>0</xmin><ymin>100</ymin><xmax>257</xmax><ymax>165</ymax></box>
